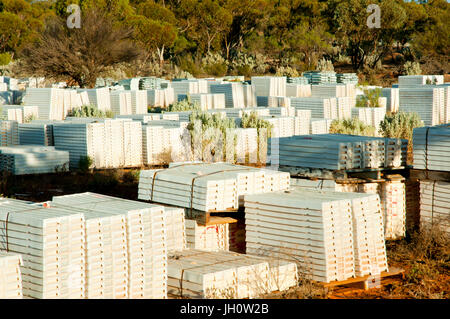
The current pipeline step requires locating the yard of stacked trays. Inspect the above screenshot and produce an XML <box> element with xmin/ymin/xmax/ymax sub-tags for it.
<box><xmin>0</xmin><ymin>252</ymin><xmax>23</xmax><ymax>299</ymax></box>
<box><xmin>419</xmin><ymin>180</ymin><xmax>450</xmax><ymax>235</ymax></box>
<box><xmin>244</xmin><ymin>187</ymin><xmax>388</xmax><ymax>283</ymax></box>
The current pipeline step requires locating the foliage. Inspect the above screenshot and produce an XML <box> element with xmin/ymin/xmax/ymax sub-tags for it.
<box><xmin>329</xmin><ymin>118</ymin><xmax>376</xmax><ymax>136</ymax></box>
<box><xmin>379</xmin><ymin>112</ymin><xmax>424</xmax><ymax>141</ymax></box>
<box><xmin>356</xmin><ymin>87</ymin><xmax>383</xmax><ymax>108</ymax></box>
<box><xmin>168</xmin><ymin>98</ymin><xmax>202</xmax><ymax>112</ymax></box>
<box><xmin>24</xmin><ymin>114</ymin><xmax>37</xmax><ymax>123</ymax></box>
<box><xmin>240</xmin><ymin>111</ymin><xmax>273</xmax><ymax>137</ymax></box>
<box><xmin>17</xmin><ymin>9</ymin><xmax>140</xmax><ymax>88</ymax></box>
<box><xmin>0</xmin><ymin>52</ymin><xmax>11</xmax><ymax>66</ymax></box>
<box><xmin>316</xmin><ymin>58</ymin><xmax>334</xmax><ymax>72</ymax></box>
<box><xmin>403</xmin><ymin>61</ymin><xmax>422</xmax><ymax>75</ymax></box>
<box><xmin>275</xmin><ymin>66</ymin><xmax>299</xmax><ymax>78</ymax></box>
<box><xmin>78</xmin><ymin>155</ymin><xmax>93</xmax><ymax>172</ymax></box>
<box><xmin>67</xmin><ymin>105</ymin><xmax>113</xmax><ymax>118</ymax></box>
<box><xmin>202</xmin><ymin>52</ymin><xmax>228</xmax><ymax>76</ymax></box>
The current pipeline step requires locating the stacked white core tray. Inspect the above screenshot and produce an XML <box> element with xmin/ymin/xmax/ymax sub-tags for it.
<box><xmin>0</xmin><ymin>200</ymin><xmax>86</xmax><ymax>299</ymax></box>
<box><xmin>244</xmin><ymin>189</ymin><xmax>355</xmax><ymax>282</ymax></box>
<box><xmin>164</xmin><ymin>206</ymin><xmax>187</xmax><ymax>252</ymax></box>
<box><xmin>291</xmin><ymin>97</ymin><xmax>334</xmax><ymax>119</ymax></box>
<box><xmin>286</xmin><ymin>84</ymin><xmax>311</xmax><ymax>97</ymax></box>
<box><xmin>51</xmin><ymin>192</ymin><xmax>168</xmax><ymax>299</ymax></box>
<box><xmin>209</xmin><ymin>82</ymin><xmax>245</xmax><ymax>108</ymax></box>
<box><xmin>275</xmin><ymin>134</ymin><xmax>406</xmax><ymax>170</ymax></box>
<box><xmin>399</xmin><ymin>87</ymin><xmax>445</xmax><ymax>126</ymax></box>
<box><xmin>311</xmin><ymin>84</ymin><xmax>347</xmax><ymax>98</ymax></box>
<box><xmin>138</xmin><ymin>163</ymin><xmax>290</xmax><ymax>211</ymax></box>
<box><xmin>129</xmin><ymin>90</ymin><xmax>148</xmax><ymax>114</ymax></box>
<box><xmin>185</xmin><ymin>219</ymin><xmax>229</xmax><ymax>251</ymax></box>
<box><xmin>381</xmin><ymin>88</ymin><xmax>399</xmax><ymax>113</ymax></box>
<box><xmin>0</xmin><ymin>120</ymin><xmax>19</xmax><ymax>146</ymax></box>
<box><xmin>19</xmin><ymin>122</ymin><xmax>54</xmax><ymax>146</ymax></box>
<box><xmin>110</xmin><ymin>91</ymin><xmax>132</xmax><ymax>115</ymax></box>
<box><xmin>0</xmin><ymin>146</ymin><xmax>69</xmax><ymax>175</ymax></box>
<box><xmin>398</xmin><ymin>75</ymin><xmax>444</xmax><ymax>87</ymax></box>
<box><xmin>251</xmin><ymin>77</ymin><xmax>286</xmax><ymax>97</ymax></box>
<box><xmin>419</xmin><ymin>180</ymin><xmax>450</xmax><ymax>234</ymax></box>
<box><xmin>167</xmin><ymin>249</ymin><xmax>297</xmax><ymax>299</ymax></box>
<box><xmin>0</xmin><ymin>251</ymin><xmax>23</xmax><ymax>299</ymax></box>
<box><xmin>53</xmin><ymin>119</ymin><xmax>143</xmax><ymax>169</ymax></box>
<box><xmin>147</xmin><ymin>88</ymin><xmax>175</xmax><ymax>108</ymax></box>
<box><xmin>77</xmin><ymin>88</ymin><xmax>111</xmax><ymax>113</ymax></box>
<box><xmin>245</xmin><ymin>187</ymin><xmax>388</xmax><ymax>282</ymax></box>
<box><xmin>413</xmin><ymin>125</ymin><xmax>450</xmax><ymax>172</ymax></box>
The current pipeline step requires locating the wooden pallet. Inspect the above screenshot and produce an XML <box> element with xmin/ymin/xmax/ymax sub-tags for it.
<box><xmin>319</xmin><ymin>267</ymin><xmax>405</xmax><ymax>294</ymax></box>
<box><xmin>185</xmin><ymin>207</ymin><xmax>243</xmax><ymax>225</ymax></box>
<box><xmin>280</xmin><ymin>165</ymin><xmax>411</xmax><ymax>181</ymax></box>
<box><xmin>410</xmin><ymin>169</ymin><xmax>450</xmax><ymax>182</ymax></box>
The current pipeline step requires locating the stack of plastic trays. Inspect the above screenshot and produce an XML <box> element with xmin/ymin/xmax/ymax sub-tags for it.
<box><xmin>185</xmin><ymin>219</ymin><xmax>229</xmax><ymax>252</ymax></box>
<box><xmin>381</xmin><ymin>181</ymin><xmax>406</xmax><ymax>240</ymax></box>
<box><xmin>0</xmin><ymin>252</ymin><xmax>23</xmax><ymax>299</ymax></box>
<box><xmin>0</xmin><ymin>200</ymin><xmax>86</xmax><ymax>299</ymax></box>
<box><xmin>244</xmin><ymin>189</ymin><xmax>355</xmax><ymax>283</ymax></box>
<box><xmin>0</xmin><ymin>120</ymin><xmax>19</xmax><ymax>146</ymax></box>
<box><xmin>51</xmin><ymin>193</ymin><xmax>167</xmax><ymax>299</ymax></box>
<box><xmin>142</xmin><ymin>125</ymin><xmax>164</xmax><ymax>165</ymax></box>
<box><xmin>419</xmin><ymin>180</ymin><xmax>450</xmax><ymax>234</ymax></box>
<box><xmin>163</xmin><ymin>206</ymin><xmax>186</xmax><ymax>252</ymax></box>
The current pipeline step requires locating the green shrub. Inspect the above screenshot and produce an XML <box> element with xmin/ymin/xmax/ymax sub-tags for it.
<box><xmin>0</xmin><ymin>53</ymin><xmax>11</xmax><ymax>66</ymax></box>
<box><xmin>78</xmin><ymin>155</ymin><xmax>93</xmax><ymax>172</ymax></box>
<box><xmin>316</xmin><ymin>58</ymin><xmax>334</xmax><ymax>72</ymax></box>
<box><xmin>356</xmin><ymin>87</ymin><xmax>383</xmax><ymax>108</ymax></box>
<box><xmin>168</xmin><ymin>98</ymin><xmax>202</xmax><ymax>112</ymax></box>
<box><xmin>67</xmin><ymin>105</ymin><xmax>113</xmax><ymax>118</ymax></box>
<box><xmin>379</xmin><ymin>112</ymin><xmax>424</xmax><ymax>141</ymax></box>
<box><xmin>329</xmin><ymin>118</ymin><xmax>376</xmax><ymax>136</ymax></box>
<box><xmin>403</xmin><ymin>61</ymin><xmax>422</xmax><ymax>75</ymax></box>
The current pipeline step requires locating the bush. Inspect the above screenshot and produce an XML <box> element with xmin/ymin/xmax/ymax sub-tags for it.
<box><xmin>379</xmin><ymin>112</ymin><xmax>423</xmax><ymax>141</ymax></box>
<box><xmin>168</xmin><ymin>98</ymin><xmax>202</xmax><ymax>112</ymax></box>
<box><xmin>403</xmin><ymin>61</ymin><xmax>422</xmax><ymax>75</ymax></box>
<box><xmin>316</xmin><ymin>58</ymin><xmax>334</xmax><ymax>72</ymax></box>
<box><xmin>356</xmin><ymin>87</ymin><xmax>383</xmax><ymax>108</ymax></box>
<box><xmin>0</xmin><ymin>53</ymin><xmax>11</xmax><ymax>66</ymax></box>
<box><xmin>275</xmin><ymin>66</ymin><xmax>299</xmax><ymax>77</ymax></box>
<box><xmin>202</xmin><ymin>52</ymin><xmax>228</xmax><ymax>76</ymax></box>
<box><xmin>78</xmin><ymin>155</ymin><xmax>93</xmax><ymax>172</ymax></box>
<box><xmin>67</xmin><ymin>105</ymin><xmax>113</xmax><ymax>118</ymax></box>
<box><xmin>329</xmin><ymin>118</ymin><xmax>376</xmax><ymax>136</ymax></box>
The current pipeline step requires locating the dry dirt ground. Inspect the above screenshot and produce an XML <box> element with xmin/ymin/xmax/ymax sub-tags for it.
<box><xmin>2</xmin><ymin>169</ymin><xmax>449</xmax><ymax>299</ymax></box>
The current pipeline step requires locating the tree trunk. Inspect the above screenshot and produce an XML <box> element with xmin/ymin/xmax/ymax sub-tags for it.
<box><xmin>157</xmin><ymin>45</ymin><xmax>165</xmax><ymax>68</ymax></box>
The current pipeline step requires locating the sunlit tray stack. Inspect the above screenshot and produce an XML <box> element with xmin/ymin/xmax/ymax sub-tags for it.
<box><xmin>0</xmin><ymin>199</ymin><xmax>86</xmax><ymax>299</ymax></box>
<box><xmin>167</xmin><ymin>249</ymin><xmax>297</xmax><ymax>299</ymax></box>
<box><xmin>52</xmin><ymin>192</ymin><xmax>169</xmax><ymax>299</ymax></box>
<box><xmin>0</xmin><ymin>252</ymin><xmax>23</xmax><ymax>299</ymax></box>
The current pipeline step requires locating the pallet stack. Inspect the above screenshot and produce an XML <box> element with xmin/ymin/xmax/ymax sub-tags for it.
<box><xmin>303</xmin><ymin>71</ymin><xmax>337</xmax><ymax>84</ymax></box>
<box><xmin>244</xmin><ymin>188</ymin><xmax>355</xmax><ymax>282</ymax></box>
<box><xmin>185</xmin><ymin>219</ymin><xmax>230</xmax><ymax>251</ymax></box>
<box><xmin>77</xmin><ymin>88</ymin><xmax>111</xmax><ymax>113</ymax></box>
<box><xmin>286</xmin><ymin>84</ymin><xmax>311</xmax><ymax>97</ymax></box>
<box><xmin>18</xmin><ymin>122</ymin><xmax>54</xmax><ymax>146</ymax></box>
<box><xmin>164</xmin><ymin>206</ymin><xmax>187</xmax><ymax>252</ymax></box>
<box><xmin>413</xmin><ymin>125</ymin><xmax>450</xmax><ymax>171</ymax></box>
<box><xmin>399</xmin><ymin>87</ymin><xmax>445</xmax><ymax>126</ymax></box>
<box><xmin>413</xmin><ymin>124</ymin><xmax>450</xmax><ymax>234</ymax></box>
<box><xmin>209</xmin><ymin>82</ymin><xmax>245</xmax><ymax>108</ymax></box>
<box><xmin>110</xmin><ymin>91</ymin><xmax>132</xmax><ymax>115</ymax></box>
<box><xmin>167</xmin><ymin>249</ymin><xmax>297</xmax><ymax>299</ymax></box>
<box><xmin>138</xmin><ymin>163</ymin><xmax>290</xmax><ymax>212</ymax></box>
<box><xmin>0</xmin><ymin>252</ymin><xmax>23</xmax><ymax>299</ymax></box>
<box><xmin>147</xmin><ymin>88</ymin><xmax>176</xmax><ymax>108</ymax></box>
<box><xmin>381</xmin><ymin>88</ymin><xmax>400</xmax><ymax>113</ymax></box>
<box><xmin>0</xmin><ymin>146</ymin><xmax>69</xmax><ymax>175</ymax></box>
<box><xmin>129</xmin><ymin>90</ymin><xmax>148</xmax><ymax>114</ymax></box>
<box><xmin>53</xmin><ymin>119</ymin><xmax>143</xmax><ymax>169</ymax></box>
<box><xmin>1</xmin><ymin>106</ymin><xmax>23</xmax><ymax>123</ymax></box>
<box><xmin>0</xmin><ymin>200</ymin><xmax>86</xmax><ymax>299</ymax></box>
<box><xmin>245</xmin><ymin>187</ymin><xmax>388</xmax><ymax>282</ymax></box>
<box><xmin>419</xmin><ymin>180</ymin><xmax>450</xmax><ymax>234</ymax></box>
<box><xmin>311</xmin><ymin>84</ymin><xmax>347</xmax><ymax>98</ymax></box>
<box><xmin>291</xmin><ymin>97</ymin><xmax>333</xmax><ymax>119</ymax></box>
<box><xmin>52</xmin><ymin>192</ymin><xmax>169</xmax><ymax>299</ymax></box>
<box><xmin>0</xmin><ymin>120</ymin><xmax>19</xmax><ymax>146</ymax></box>
<box><xmin>398</xmin><ymin>75</ymin><xmax>444</xmax><ymax>87</ymax></box>
<box><xmin>251</xmin><ymin>76</ymin><xmax>286</xmax><ymax>97</ymax></box>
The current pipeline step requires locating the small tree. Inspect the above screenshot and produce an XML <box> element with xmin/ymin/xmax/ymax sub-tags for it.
<box><xmin>18</xmin><ymin>9</ymin><xmax>140</xmax><ymax>88</ymax></box>
<box><xmin>356</xmin><ymin>87</ymin><xmax>383</xmax><ymax>108</ymax></box>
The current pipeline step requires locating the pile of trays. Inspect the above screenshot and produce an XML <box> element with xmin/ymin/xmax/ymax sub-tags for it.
<box><xmin>110</xmin><ymin>91</ymin><xmax>132</xmax><ymax>115</ymax></box>
<box><xmin>413</xmin><ymin>125</ymin><xmax>450</xmax><ymax>172</ymax></box>
<box><xmin>419</xmin><ymin>180</ymin><xmax>450</xmax><ymax>234</ymax></box>
<box><xmin>337</xmin><ymin>73</ymin><xmax>358</xmax><ymax>84</ymax></box>
<box><xmin>209</xmin><ymin>82</ymin><xmax>245</xmax><ymax>108</ymax></box>
<box><xmin>0</xmin><ymin>252</ymin><xmax>23</xmax><ymax>299</ymax></box>
<box><xmin>311</xmin><ymin>84</ymin><xmax>347</xmax><ymax>98</ymax></box>
<box><xmin>399</xmin><ymin>87</ymin><xmax>445</xmax><ymax>126</ymax></box>
<box><xmin>245</xmin><ymin>187</ymin><xmax>388</xmax><ymax>282</ymax></box>
<box><xmin>167</xmin><ymin>249</ymin><xmax>298</xmax><ymax>298</ymax></box>
<box><xmin>0</xmin><ymin>120</ymin><xmax>19</xmax><ymax>146</ymax></box>
<box><xmin>303</xmin><ymin>71</ymin><xmax>337</xmax><ymax>84</ymax></box>
<box><xmin>0</xmin><ymin>146</ymin><xmax>69</xmax><ymax>175</ymax></box>
<box><xmin>77</xmin><ymin>88</ymin><xmax>111</xmax><ymax>113</ymax></box>
<box><xmin>147</xmin><ymin>88</ymin><xmax>175</xmax><ymax>108</ymax></box>
<box><xmin>251</xmin><ymin>76</ymin><xmax>286</xmax><ymax>97</ymax></box>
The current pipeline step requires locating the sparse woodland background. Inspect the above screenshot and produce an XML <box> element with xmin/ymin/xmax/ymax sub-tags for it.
<box><xmin>0</xmin><ymin>0</ymin><xmax>449</xmax><ymax>87</ymax></box>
